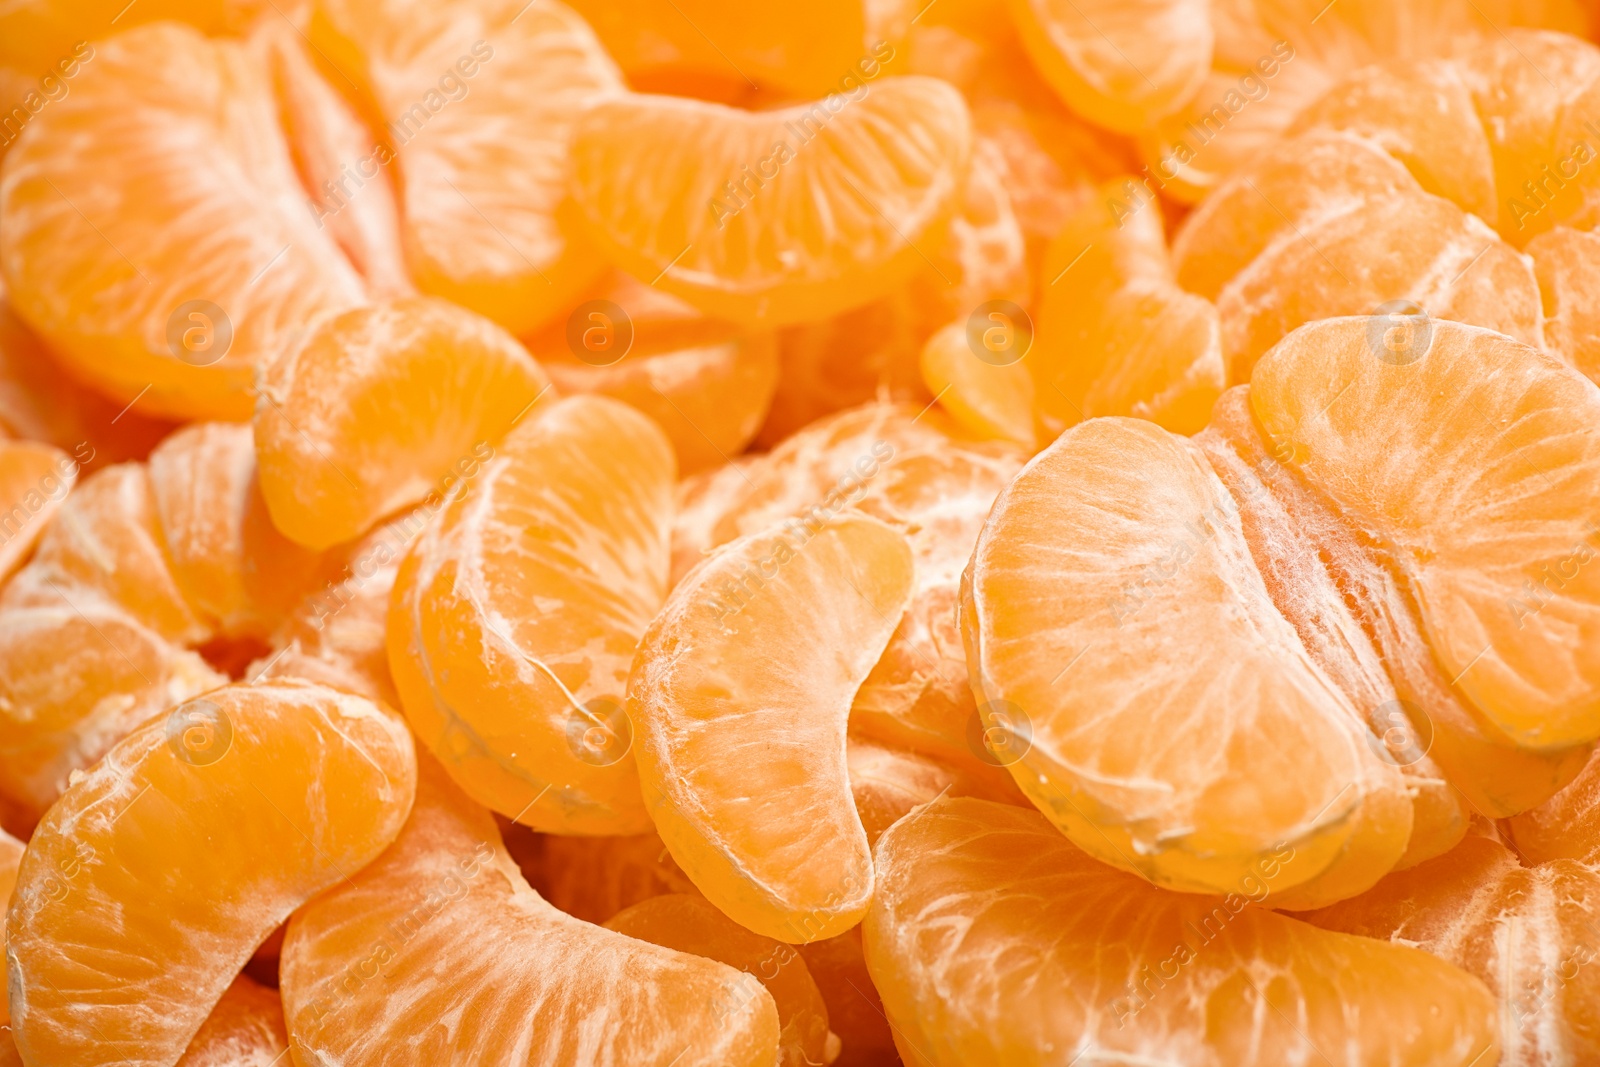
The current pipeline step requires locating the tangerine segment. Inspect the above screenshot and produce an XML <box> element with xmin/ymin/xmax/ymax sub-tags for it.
<box><xmin>6</xmin><ymin>680</ymin><xmax>415</xmax><ymax>1067</ymax></box>
<box><xmin>964</xmin><ymin>416</ymin><xmax>1413</xmax><ymax>897</ymax></box>
<box><xmin>566</xmin><ymin>0</ymin><xmax>868</xmax><ymax>98</ymax></box>
<box><xmin>1032</xmin><ymin>180</ymin><xmax>1224</xmax><ymax>437</ymax></box>
<box><xmin>280</xmin><ymin>755</ymin><xmax>781</xmax><ymax>1067</ymax></box>
<box><xmin>1508</xmin><ymin>746</ymin><xmax>1600</xmax><ymax>865</ymax></box>
<box><xmin>918</xmin><ymin>322</ymin><xmax>1035</xmax><ymax>448</ymax></box>
<box><xmin>1215</xmin><ymin>186</ymin><xmax>1542</xmax><ymax>383</ymax></box>
<box><xmin>254</xmin><ymin>297</ymin><xmax>553</xmax><ymax>550</ymax></box>
<box><xmin>846</xmin><ymin>735</ymin><xmax>1021</xmax><ymax>847</ymax></box>
<box><xmin>0</xmin><ymin>441</ymin><xmax>73</xmax><ymax>581</ymax></box>
<box><xmin>1170</xmin><ymin>130</ymin><xmax>1422</xmax><ymax>303</ymax></box>
<box><xmin>1250</xmin><ymin>318</ymin><xmax>1600</xmax><ymax>749</ymax></box>
<box><xmin>1529</xmin><ymin>226</ymin><xmax>1600</xmax><ymax>385</ymax></box>
<box><xmin>847</xmin><ymin>445</ymin><xmax>1027</xmax><ymax>783</ymax></box>
<box><xmin>865</xmin><ymin>797</ymin><xmax>1499</xmax><ymax>1067</ymax></box>
<box><xmin>630</xmin><ymin>516</ymin><xmax>914</xmax><ymax>943</ymax></box>
<box><xmin>311</xmin><ymin>0</ymin><xmax>621</xmax><ymax>335</ymax></box>
<box><xmin>530</xmin><ymin>275</ymin><xmax>780</xmax><ymax>476</ymax></box>
<box><xmin>0</xmin><ymin>463</ymin><xmax>206</xmax><ymax>646</ymax></box>
<box><xmin>0</xmin><ymin>22</ymin><xmax>367</xmax><ymax>420</ymax></box>
<box><xmin>605</xmin><ymin>894</ymin><xmax>839</xmax><ymax>1067</ymax></box>
<box><xmin>177</xmin><ymin>974</ymin><xmax>288</xmax><ymax>1067</ymax></box>
<box><xmin>257</xmin><ymin>21</ymin><xmax>414</xmax><ymax>301</ymax></box>
<box><xmin>569</xmin><ymin>79</ymin><xmax>972</xmax><ymax>327</ymax></box>
<box><xmin>0</xmin><ymin>291</ymin><xmax>171</xmax><ymax>470</ymax></box>
<box><xmin>1306</xmin><ymin>835</ymin><xmax>1600</xmax><ymax>1067</ymax></box>
<box><xmin>0</xmin><ymin>603</ymin><xmax>222</xmax><ymax>825</ymax></box>
<box><xmin>148</xmin><ymin>422</ymin><xmax>324</xmax><ymax>640</ymax></box>
<box><xmin>1007</xmin><ymin>0</ymin><xmax>1211</xmax><ymax>132</ymax></box>
<box><xmin>0</xmin><ymin>829</ymin><xmax>23</xmax><ymax>1027</ymax></box>
<box><xmin>260</xmin><ymin>511</ymin><xmax>427</xmax><ymax>709</ymax></box>
<box><xmin>388</xmin><ymin>395</ymin><xmax>674</xmax><ymax>835</ymax></box>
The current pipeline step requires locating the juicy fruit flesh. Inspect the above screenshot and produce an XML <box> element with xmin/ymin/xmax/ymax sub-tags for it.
<box><xmin>963</xmin><ymin>316</ymin><xmax>1600</xmax><ymax>903</ymax></box>
<box><xmin>388</xmin><ymin>395</ymin><xmax>675</xmax><ymax>835</ymax></box>
<box><xmin>6</xmin><ymin>680</ymin><xmax>416</xmax><ymax>1067</ymax></box>
<box><xmin>865</xmin><ymin>796</ymin><xmax>1500</xmax><ymax>1066</ymax></box>
<box><xmin>281</xmin><ymin>755</ymin><xmax>782</xmax><ymax>1067</ymax></box>
<box><xmin>630</xmin><ymin>515</ymin><xmax>914</xmax><ymax>943</ymax></box>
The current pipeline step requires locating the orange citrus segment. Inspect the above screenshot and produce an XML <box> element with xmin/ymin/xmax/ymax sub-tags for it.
<box><xmin>257</xmin><ymin>20</ymin><xmax>415</xmax><ymax>301</ymax></box>
<box><xmin>865</xmin><ymin>796</ymin><xmax>1500</xmax><ymax>1066</ymax></box>
<box><xmin>1529</xmin><ymin>225</ymin><xmax>1600</xmax><ymax>384</ymax></box>
<box><xmin>529</xmin><ymin>273</ymin><xmax>780</xmax><ymax>475</ymax></box>
<box><xmin>6</xmin><ymin>680</ymin><xmax>415</xmax><ymax>1067</ymax></box>
<box><xmin>388</xmin><ymin>395</ymin><xmax>674</xmax><ymax>834</ymax></box>
<box><xmin>1</xmin><ymin>463</ymin><xmax>207</xmax><ymax>646</ymax></box>
<box><xmin>1507</xmin><ymin>746</ymin><xmax>1600</xmax><ymax>865</ymax></box>
<box><xmin>1250</xmin><ymin>317</ymin><xmax>1600</xmax><ymax>749</ymax></box>
<box><xmin>0</xmin><ymin>603</ymin><xmax>223</xmax><ymax>825</ymax></box>
<box><xmin>280</xmin><ymin>754</ymin><xmax>782</xmax><ymax>1066</ymax></box>
<box><xmin>525</xmin><ymin>829</ymin><xmax>697</xmax><ymax>926</ymax></box>
<box><xmin>311</xmin><ymin>0</ymin><xmax>621</xmax><ymax>334</ymax></box>
<box><xmin>796</xmin><ymin>929</ymin><xmax>897</xmax><ymax>1067</ymax></box>
<box><xmin>569</xmin><ymin>79</ymin><xmax>972</xmax><ymax>326</ymax></box>
<box><xmin>254</xmin><ymin>296</ymin><xmax>553</xmax><ymax>549</ymax></box>
<box><xmin>0</xmin><ymin>22</ymin><xmax>367</xmax><ymax>419</ymax></box>
<box><xmin>963</xmin><ymin>415</ymin><xmax>1412</xmax><ymax>897</ymax></box>
<box><xmin>0</xmin><ymin>440</ymin><xmax>74</xmax><ymax>581</ymax></box>
<box><xmin>630</xmin><ymin>515</ymin><xmax>914</xmax><ymax>942</ymax></box>
<box><xmin>148</xmin><ymin>422</ymin><xmax>324</xmax><ymax>641</ymax></box>
<box><xmin>846</xmin><ymin>734</ymin><xmax>1022</xmax><ymax>846</ymax></box>
<box><xmin>918</xmin><ymin>322</ymin><xmax>1035</xmax><ymax>448</ymax></box>
<box><xmin>1306</xmin><ymin>834</ymin><xmax>1600</xmax><ymax>1067</ymax></box>
<box><xmin>176</xmin><ymin>974</ymin><xmax>289</xmax><ymax>1067</ymax></box>
<box><xmin>1007</xmin><ymin>0</ymin><xmax>1212</xmax><ymax>132</ymax></box>
<box><xmin>1033</xmin><ymin>179</ymin><xmax>1224</xmax><ymax>436</ymax></box>
<box><xmin>605</xmin><ymin>893</ymin><xmax>839</xmax><ymax>1067</ymax></box>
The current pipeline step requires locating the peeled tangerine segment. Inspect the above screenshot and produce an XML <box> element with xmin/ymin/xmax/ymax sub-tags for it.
<box><xmin>281</xmin><ymin>756</ymin><xmax>781</xmax><ymax>1067</ymax></box>
<box><xmin>311</xmin><ymin>0</ymin><xmax>622</xmax><ymax>334</ymax></box>
<box><xmin>0</xmin><ymin>462</ymin><xmax>206</xmax><ymax>646</ymax></box>
<box><xmin>1529</xmin><ymin>225</ymin><xmax>1600</xmax><ymax>385</ymax></box>
<box><xmin>1307</xmin><ymin>833</ymin><xmax>1600</xmax><ymax>1067</ymax></box>
<box><xmin>0</xmin><ymin>22</ymin><xmax>366</xmax><ymax>419</ymax></box>
<box><xmin>1510</xmin><ymin>746</ymin><xmax>1600</xmax><ymax>865</ymax></box>
<box><xmin>6</xmin><ymin>680</ymin><xmax>415</xmax><ymax>1067</ymax></box>
<box><xmin>0</xmin><ymin>602</ymin><xmax>222</xmax><ymax>823</ymax></box>
<box><xmin>1007</xmin><ymin>0</ymin><xmax>1211</xmax><ymax>133</ymax></box>
<box><xmin>569</xmin><ymin>79</ymin><xmax>972</xmax><ymax>327</ymax></box>
<box><xmin>388</xmin><ymin>395</ymin><xmax>675</xmax><ymax>835</ymax></box>
<box><xmin>0</xmin><ymin>440</ymin><xmax>74</xmax><ymax>581</ymax></box>
<box><xmin>1032</xmin><ymin>179</ymin><xmax>1225</xmax><ymax>436</ymax></box>
<box><xmin>148</xmin><ymin>422</ymin><xmax>324</xmax><ymax>640</ymax></box>
<box><xmin>605</xmin><ymin>894</ymin><xmax>838</xmax><ymax>1067</ymax></box>
<box><xmin>630</xmin><ymin>515</ymin><xmax>914</xmax><ymax>943</ymax></box>
<box><xmin>918</xmin><ymin>322</ymin><xmax>1036</xmax><ymax>448</ymax></box>
<box><xmin>254</xmin><ymin>296</ymin><xmax>553</xmax><ymax>550</ymax></box>
<box><xmin>177</xmin><ymin>974</ymin><xmax>289</xmax><ymax>1067</ymax></box>
<box><xmin>1250</xmin><ymin>318</ymin><xmax>1600</xmax><ymax>749</ymax></box>
<box><xmin>866</xmin><ymin>797</ymin><xmax>1499</xmax><ymax>1067</ymax></box>
<box><xmin>963</xmin><ymin>415</ymin><xmax>1413</xmax><ymax>898</ymax></box>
